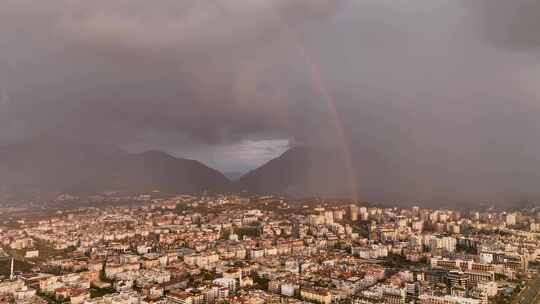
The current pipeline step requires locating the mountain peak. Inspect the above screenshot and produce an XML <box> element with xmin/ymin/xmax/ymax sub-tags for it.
<box><xmin>236</xmin><ymin>146</ymin><xmax>355</xmax><ymax>198</ymax></box>
<box><xmin>0</xmin><ymin>139</ymin><xmax>230</xmax><ymax>194</ymax></box>
<box><xmin>140</xmin><ymin>150</ymin><xmax>176</xmax><ymax>159</ymax></box>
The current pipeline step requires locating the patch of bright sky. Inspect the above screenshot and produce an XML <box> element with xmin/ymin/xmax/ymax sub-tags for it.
<box><xmin>194</xmin><ymin>139</ymin><xmax>290</xmax><ymax>174</ymax></box>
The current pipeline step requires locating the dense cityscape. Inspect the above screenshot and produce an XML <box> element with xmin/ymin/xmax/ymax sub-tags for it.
<box><xmin>0</xmin><ymin>194</ymin><xmax>537</xmax><ymax>304</ymax></box>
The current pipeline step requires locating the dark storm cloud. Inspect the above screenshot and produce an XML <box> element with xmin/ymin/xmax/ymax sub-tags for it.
<box><xmin>0</xmin><ymin>0</ymin><xmax>338</xmax><ymax>146</ymax></box>
<box><xmin>1</xmin><ymin>0</ymin><xmax>539</xmax><ymax>202</ymax></box>
<box><xmin>468</xmin><ymin>0</ymin><xmax>540</xmax><ymax>51</ymax></box>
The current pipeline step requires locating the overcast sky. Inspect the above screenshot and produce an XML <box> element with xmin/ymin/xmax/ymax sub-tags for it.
<box><xmin>1</xmin><ymin>0</ymin><xmax>539</xmax><ymax>183</ymax></box>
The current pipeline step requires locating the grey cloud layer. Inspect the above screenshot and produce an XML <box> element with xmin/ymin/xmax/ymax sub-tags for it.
<box><xmin>469</xmin><ymin>0</ymin><xmax>540</xmax><ymax>51</ymax></box>
<box><xmin>1</xmin><ymin>0</ymin><xmax>539</xmax><ymax>202</ymax></box>
<box><xmin>0</xmin><ymin>0</ymin><xmax>337</xmax><ymax>145</ymax></box>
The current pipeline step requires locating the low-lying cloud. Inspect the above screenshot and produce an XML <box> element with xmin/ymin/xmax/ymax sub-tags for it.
<box><xmin>0</xmin><ymin>0</ymin><xmax>539</xmax><ymax>203</ymax></box>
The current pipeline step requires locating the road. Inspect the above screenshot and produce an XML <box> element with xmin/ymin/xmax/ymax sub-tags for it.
<box><xmin>514</xmin><ymin>274</ymin><xmax>540</xmax><ymax>304</ymax></box>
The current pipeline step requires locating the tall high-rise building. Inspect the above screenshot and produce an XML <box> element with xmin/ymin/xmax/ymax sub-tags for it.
<box><xmin>349</xmin><ymin>204</ymin><xmax>359</xmax><ymax>221</ymax></box>
<box><xmin>324</xmin><ymin>211</ymin><xmax>334</xmax><ymax>224</ymax></box>
<box><xmin>368</xmin><ymin>222</ymin><xmax>378</xmax><ymax>241</ymax></box>
<box><xmin>505</xmin><ymin>213</ymin><xmax>516</xmax><ymax>226</ymax></box>
<box><xmin>292</xmin><ymin>220</ymin><xmax>301</xmax><ymax>239</ymax></box>
<box><xmin>412</xmin><ymin>206</ymin><xmax>420</xmax><ymax>217</ymax></box>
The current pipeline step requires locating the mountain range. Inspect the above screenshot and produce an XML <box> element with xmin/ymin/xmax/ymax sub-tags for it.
<box><xmin>0</xmin><ymin>139</ymin><xmax>538</xmax><ymax>207</ymax></box>
<box><xmin>0</xmin><ymin>138</ymin><xmax>231</xmax><ymax>195</ymax></box>
<box><xmin>236</xmin><ymin>147</ymin><xmax>358</xmax><ymax>198</ymax></box>
<box><xmin>0</xmin><ymin>138</ymin><xmax>357</xmax><ymax>198</ymax></box>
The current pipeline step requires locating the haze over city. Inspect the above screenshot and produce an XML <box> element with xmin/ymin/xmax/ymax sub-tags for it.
<box><xmin>0</xmin><ymin>2</ymin><xmax>540</xmax><ymax>304</ymax></box>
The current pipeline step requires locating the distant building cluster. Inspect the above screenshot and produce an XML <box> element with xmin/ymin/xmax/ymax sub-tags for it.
<box><xmin>0</xmin><ymin>193</ymin><xmax>537</xmax><ymax>304</ymax></box>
